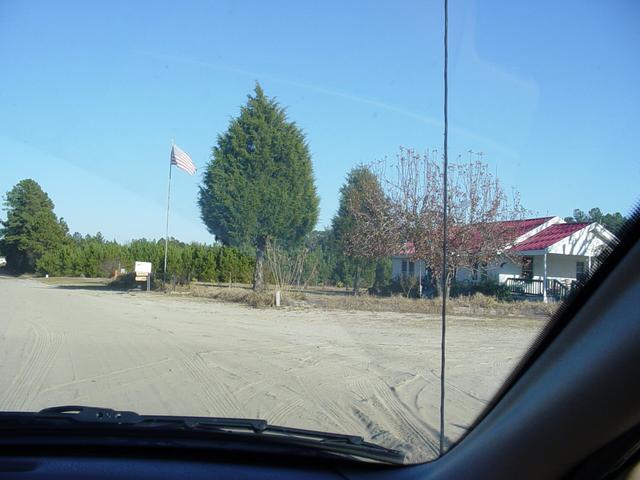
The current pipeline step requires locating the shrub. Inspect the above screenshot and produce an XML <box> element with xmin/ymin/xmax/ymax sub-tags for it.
<box><xmin>371</xmin><ymin>277</ymin><xmax>420</xmax><ymax>298</ymax></box>
<box><xmin>35</xmin><ymin>234</ymin><xmax>254</xmax><ymax>284</ymax></box>
<box><xmin>109</xmin><ymin>272</ymin><xmax>163</xmax><ymax>290</ymax></box>
<box><xmin>450</xmin><ymin>280</ymin><xmax>512</xmax><ymax>301</ymax></box>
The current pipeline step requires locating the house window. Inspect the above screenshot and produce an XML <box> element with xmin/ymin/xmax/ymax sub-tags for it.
<box><xmin>576</xmin><ymin>261</ymin><xmax>586</xmax><ymax>282</ymax></box>
<box><xmin>400</xmin><ymin>260</ymin><xmax>415</xmax><ymax>278</ymax></box>
<box><xmin>521</xmin><ymin>256</ymin><xmax>534</xmax><ymax>280</ymax></box>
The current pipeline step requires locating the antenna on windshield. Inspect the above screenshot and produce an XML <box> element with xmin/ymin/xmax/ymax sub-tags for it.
<box><xmin>439</xmin><ymin>0</ymin><xmax>449</xmax><ymax>457</ymax></box>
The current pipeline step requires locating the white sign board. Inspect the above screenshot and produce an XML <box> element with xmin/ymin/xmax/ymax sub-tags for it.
<box><xmin>134</xmin><ymin>261</ymin><xmax>152</xmax><ymax>275</ymax></box>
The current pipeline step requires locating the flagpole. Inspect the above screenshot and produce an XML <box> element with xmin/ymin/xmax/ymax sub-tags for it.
<box><xmin>163</xmin><ymin>142</ymin><xmax>174</xmax><ymax>286</ymax></box>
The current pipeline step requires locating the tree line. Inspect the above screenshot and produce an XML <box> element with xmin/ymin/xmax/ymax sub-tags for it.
<box><xmin>1</xmin><ymin>84</ymin><xmax>628</xmax><ymax>295</ymax></box>
<box><xmin>0</xmin><ymin>175</ymin><xmax>626</xmax><ymax>293</ymax></box>
<box><xmin>0</xmin><ymin>178</ymin><xmax>388</xmax><ymax>289</ymax></box>
<box><xmin>37</xmin><ymin>235</ymin><xmax>254</xmax><ymax>284</ymax></box>
<box><xmin>564</xmin><ymin>208</ymin><xmax>626</xmax><ymax>234</ymax></box>
<box><xmin>0</xmin><ymin>179</ymin><xmax>254</xmax><ymax>282</ymax></box>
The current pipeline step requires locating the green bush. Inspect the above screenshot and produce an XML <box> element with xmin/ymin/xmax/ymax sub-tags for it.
<box><xmin>371</xmin><ymin>277</ymin><xmax>424</xmax><ymax>298</ymax></box>
<box><xmin>450</xmin><ymin>280</ymin><xmax>512</xmax><ymax>301</ymax></box>
<box><xmin>35</xmin><ymin>235</ymin><xmax>254</xmax><ymax>283</ymax></box>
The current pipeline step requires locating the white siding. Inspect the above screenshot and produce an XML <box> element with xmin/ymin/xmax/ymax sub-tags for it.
<box><xmin>391</xmin><ymin>222</ymin><xmax>615</xmax><ymax>286</ymax></box>
<box><xmin>547</xmin><ymin>224</ymin><xmax>613</xmax><ymax>256</ymax></box>
<box><xmin>400</xmin><ymin>254</ymin><xmax>591</xmax><ymax>284</ymax></box>
<box><xmin>546</xmin><ymin>254</ymin><xmax>587</xmax><ymax>280</ymax></box>
<box><xmin>496</xmin><ymin>258</ymin><xmax>524</xmax><ymax>284</ymax></box>
<box><xmin>391</xmin><ymin>257</ymin><xmax>426</xmax><ymax>280</ymax></box>
<box><xmin>391</xmin><ymin>257</ymin><xmax>403</xmax><ymax>279</ymax></box>
<box><xmin>456</xmin><ymin>266</ymin><xmax>474</xmax><ymax>282</ymax></box>
<box><xmin>457</xmin><ymin>260</ymin><xmax>512</xmax><ymax>283</ymax></box>
<box><xmin>497</xmin><ymin>254</ymin><xmax>589</xmax><ymax>283</ymax></box>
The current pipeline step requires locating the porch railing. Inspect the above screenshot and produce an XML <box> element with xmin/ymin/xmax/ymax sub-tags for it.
<box><xmin>505</xmin><ymin>277</ymin><xmax>544</xmax><ymax>296</ymax></box>
<box><xmin>548</xmin><ymin>279</ymin><xmax>569</xmax><ymax>300</ymax></box>
<box><xmin>505</xmin><ymin>277</ymin><xmax>573</xmax><ymax>300</ymax></box>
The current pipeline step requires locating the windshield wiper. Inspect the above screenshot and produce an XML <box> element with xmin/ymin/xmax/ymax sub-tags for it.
<box><xmin>37</xmin><ymin>405</ymin><xmax>269</xmax><ymax>431</ymax></box>
<box><xmin>0</xmin><ymin>405</ymin><xmax>405</xmax><ymax>464</ymax></box>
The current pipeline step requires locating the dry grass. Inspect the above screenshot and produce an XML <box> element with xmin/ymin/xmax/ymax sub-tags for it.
<box><xmin>38</xmin><ymin>276</ymin><xmax>110</xmax><ymax>287</ymax></box>
<box><xmin>187</xmin><ymin>283</ymin><xmax>556</xmax><ymax>318</ymax></box>
<box><xmin>303</xmin><ymin>290</ymin><xmax>558</xmax><ymax>318</ymax></box>
<box><xmin>37</xmin><ymin>276</ymin><xmax>556</xmax><ymax>318</ymax></box>
<box><xmin>189</xmin><ymin>284</ymin><xmax>307</xmax><ymax>308</ymax></box>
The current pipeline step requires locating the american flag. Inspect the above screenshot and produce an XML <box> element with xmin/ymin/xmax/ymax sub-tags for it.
<box><xmin>170</xmin><ymin>144</ymin><xmax>197</xmax><ymax>175</ymax></box>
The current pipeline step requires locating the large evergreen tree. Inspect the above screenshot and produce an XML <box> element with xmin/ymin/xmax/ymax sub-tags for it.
<box><xmin>0</xmin><ymin>179</ymin><xmax>68</xmax><ymax>273</ymax></box>
<box><xmin>332</xmin><ymin>166</ymin><xmax>396</xmax><ymax>293</ymax></box>
<box><xmin>199</xmin><ymin>84</ymin><xmax>319</xmax><ymax>290</ymax></box>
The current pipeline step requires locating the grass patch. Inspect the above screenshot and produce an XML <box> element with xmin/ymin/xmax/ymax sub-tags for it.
<box><xmin>38</xmin><ymin>276</ymin><xmax>110</xmax><ymax>287</ymax></box>
<box><xmin>188</xmin><ymin>284</ymin><xmax>304</xmax><ymax>308</ymax></box>
<box><xmin>41</xmin><ymin>275</ymin><xmax>556</xmax><ymax>318</ymax></box>
<box><xmin>164</xmin><ymin>281</ymin><xmax>557</xmax><ymax>317</ymax></box>
<box><xmin>188</xmin><ymin>283</ymin><xmax>556</xmax><ymax>317</ymax></box>
<box><xmin>304</xmin><ymin>291</ymin><xmax>557</xmax><ymax>318</ymax></box>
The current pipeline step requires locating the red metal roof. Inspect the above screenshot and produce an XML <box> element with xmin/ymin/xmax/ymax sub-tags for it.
<box><xmin>510</xmin><ymin>223</ymin><xmax>590</xmax><ymax>252</ymax></box>
<box><xmin>395</xmin><ymin>217</ymin><xmax>554</xmax><ymax>256</ymax></box>
<box><xmin>492</xmin><ymin>216</ymin><xmax>554</xmax><ymax>241</ymax></box>
<box><xmin>398</xmin><ymin>242</ymin><xmax>416</xmax><ymax>256</ymax></box>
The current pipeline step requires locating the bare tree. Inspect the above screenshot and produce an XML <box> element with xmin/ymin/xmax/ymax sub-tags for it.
<box><xmin>374</xmin><ymin>147</ymin><xmax>525</xmax><ymax>296</ymax></box>
<box><xmin>265</xmin><ymin>239</ymin><xmax>318</xmax><ymax>299</ymax></box>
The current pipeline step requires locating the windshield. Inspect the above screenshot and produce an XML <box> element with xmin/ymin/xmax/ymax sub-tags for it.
<box><xmin>0</xmin><ymin>0</ymin><xmax>637</xmax><ymax>465</ymax></box>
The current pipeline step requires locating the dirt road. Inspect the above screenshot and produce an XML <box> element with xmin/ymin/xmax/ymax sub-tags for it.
<box><xmin>0</xmin><ymin>277</ymin><xmax>543</xmax><ymax>462</ymax></box>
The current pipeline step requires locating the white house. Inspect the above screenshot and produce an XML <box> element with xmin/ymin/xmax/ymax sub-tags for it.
<box><xmin>391</xmin><ymin>216</ymin><xmax>617</xmax><ymax>301</ymax></box>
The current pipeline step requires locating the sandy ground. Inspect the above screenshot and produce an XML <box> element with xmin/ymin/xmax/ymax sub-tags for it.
<box><xmin>0</xmin><ymin>277</ymin><xmax>545</xmax><ymax>463</ymax></box>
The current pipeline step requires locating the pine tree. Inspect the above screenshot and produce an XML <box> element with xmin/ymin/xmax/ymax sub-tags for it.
<box><xmin>0</xmin><ymin>179</ymin><xmax>68</xmax><ymax>273</ymax></box>
<box><xmin>199</xmin><ymin>83</ymin><xmax>319</xmax><ymax>290</ymax></box>
<box><xmin>565</xmin><ymin>207</ymin><xmax>627</xmax><ymax>234</ymax></box>
<box><xmin>332</xmin><ymin>166</ymin><xmax>396</xmax><ymax>293</ymax></box>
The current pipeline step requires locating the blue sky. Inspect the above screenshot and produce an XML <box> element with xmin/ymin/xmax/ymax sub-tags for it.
<box><xmin>0</xmin><ymin>0</ymin><xmax>638</xmax><ymax>243</ymax></box>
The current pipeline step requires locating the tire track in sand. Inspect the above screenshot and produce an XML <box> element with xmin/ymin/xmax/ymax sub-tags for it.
<box><xmin>133</xmin><ymin>316</ymin><xmax>242</xmax><ymax>417</ymax></box>
<box><xmin>0</xmin><ymin>319</ymin><xmax>63</xmax><ymax>410</ymax></box>
<box><xmin>376</xmin><ymin>380</ymin><xmax>439</xmax><ymax>454</ymax></box>
<box><xmin>169</xmin><ymin>342</ymin><xmax>240</xmax><ymax>417</ymax></box>
<box><xmin>290</xmin><ymin>373</ymin><xmax>363</xmax><ymax>435</ymax></box>
<box><xmin>347</xmin><ymin>371</ymin><xmax>439</xmax><ymax>455</ymax></box>
<box><xmin>267</xmin><ymin>397</ymin><xmax>305</xmax><ymax>426</ymax></box>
